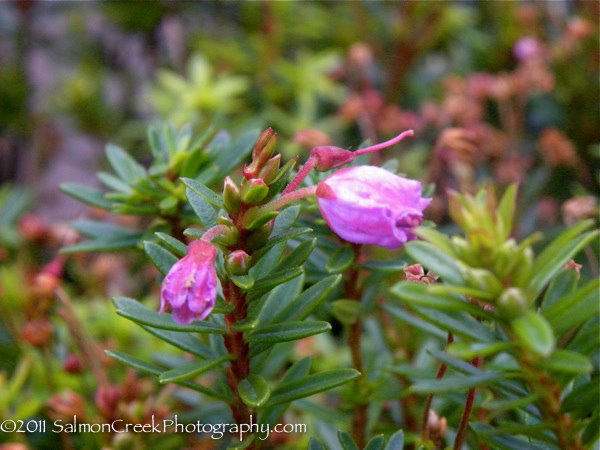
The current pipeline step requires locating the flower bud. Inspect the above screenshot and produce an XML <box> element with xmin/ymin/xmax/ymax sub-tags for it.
<box><xmin>310</xmin><ymin>146</ymin><xmax>355</xmax><ymax>171</ymax></box>
<box><xmin>244</xmin><ymin>128</ymin><xmax>277</xmax><ymax>178</ymax></box>
<box><xmin>223</xmin><ymin>176</ymin><xmax>241</xmax><ymax>214</ymax></box>
<box><xmin>95</xmin><ymin>384</ymin><xmax>121</xmax><ymax>420</ymax></box>
<box><xmin>226</xmin><ymin>250</ymin><xmax>251</xmax><ymax>276</ymax></box>
<box><xmin>464</xmin><ymin>268</ymin><xmax>503</xmax><ymax>296</ymax></box>
<box><xmin>240</xmin><ymin>178</ymin><xmax>269</xmax><ymax>204</ymax></box>
<box><xmin>258</xmin><ymin>155</ymin><xmax>281</xmax><ymax>185</ymax></box>
<box><xmin>497</xmin><ymin>287</ymin><xmax>528</xmax><ymax>319</ymax></box>
<box><xmin>214</xmin><ymin>226</ymin><xmax>239</xmax><ymax>247</ymax></box>
<box><xmin>64</xmin><ymin>354</ymin><xmax>82</xmax><ymax>374</ymax></box>
<box><xmin>316</xmin><ymin>166</ymin><xmax>431</xmax><ymax>249</ymax></box>
<box><xmin>47</xmin><ymin>390</ymin><xmax>86</xmax><ymax>422</ymax></box>
<box><xmin>160</xmin><ymin>240</ymin><xmax>218</xmax><ymax>324</ymax></box>
<box><xmin>22</xmin><ymin>319</ymin><xmax>53</xmax><ymax>347</ymax></box>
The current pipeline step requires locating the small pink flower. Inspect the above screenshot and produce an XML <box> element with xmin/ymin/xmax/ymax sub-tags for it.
<box><xmin>513</xmin><ymin>37</ymin><xmax>543</xmax><ymax>61</ymax></box>
<box><xmin>316</xmin><ymin>166</ymin><xmax>431</xmax><ymax>249</ymax></box>
<box><xmin>160</xmin><ymin>240</ymin><xmax>218</xmax><ymax>324</ymax></box>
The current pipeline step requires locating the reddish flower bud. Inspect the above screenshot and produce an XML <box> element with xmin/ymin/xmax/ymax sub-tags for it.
<box><xmin>160</xmin><ymin>240</ymin><xmax>218</xmax><ymax>324</ymax></box>
<box><xmin>22</xmin><ymin>319</ymin><xmax>53</xmax><ymax>347</ymax></box>
<box><xmin>240</xmin><ymin>178</ymin><xmax>269</xmax><ymax>204</ymax></box>
<box><xmin>316</xmin><ymin>166</ymin><xmax>431</xmax><ymax>249</ymax></box>
<box><xmin>95</xmin><ymin>384</ymin><xmax>121</xmax><ymax>420</ymax></box>
<box><xmin>226</xmin><ymin>250</ymin><xmax>251</xmax><ymax>275</ymax></box>
<box><xmin>310</xmin><ymin>146</ymin><xmax>355</xmax><ymax>171</ymax></box>
<box><xmin>18</xmin><ymin>214</ymin><xmax>48</xmax><ymax>241</ymax></box>
<box><xmin>64</xmin><ymin>354</ymin><xmax>82</xmax><ymax>373</ymax></box>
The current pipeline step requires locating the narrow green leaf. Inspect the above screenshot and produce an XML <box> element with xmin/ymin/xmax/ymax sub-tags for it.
<box><xmin>106</xmin><ymin>144</ymin><xmax>146</xmax><ymax>181</ymax></box>
<box><xmin>144</xmin><ymin>241</ymin><xmax>178</xmax><ymax>275</ymax></box>
<box><xmin>448</xmin><ymin>342</ymin><xmax>514</xmax><ymax>360</ymax></box>
<box><xmin>384</xmin><ymin>430</ymin><xmax>404</xmax><ymax>450</ymax></box>
<box><xmin>562</xmin><ymin>378</ymin><xmax>599</xmax><ymax>414</ymax></box>
<box><xmin>105</xmin><ymin>350</ymin><xmax>161</xmax><ymax>376</ymax></box>
<box><xmin>59</xmin><ymin>183</ymin><xmax>111</xmax><ymax>210</ymax></box>
<box><xmin>364</xmin><ymin>435</ymin><xmax>385</xmax><ymax>450</ymax></box>
<box><xmin>271</xmin><ymin>204</ymin><xmax>301</xmax><ymax>235</ymax></box>
<box><xmin>155</xmin><ymin>232</ymin><xmax>187</xmax><ymax>256</ymax></box>
<box><xmin>238</xmin><ymin>374</ymin><xmax>271</xmax><ymax>408</ymax></box>
<box><xmin>383</xmin><ymin>304</ymin><xmax>447</xmax><ymax>340</ymax></box>
<box><xmin>113</xmin><ymin>297</ymin><xmax>225</xmax><ymax>333</ymax></box>
<box><xmin>391</xmin><ymin>282</ymin><xmax>493</xmax><ymax>318</ymax></box>
<box><xmin>60</xmin><ymin>235</ymin><xmax>140</xmax><ymax>254</ymax></box>
<box><xmin>141</xmin><ymin>326</ymin><xmax>217</xmax><ymax>359</ymax></box>
<box><xmin>97</xmin><ymin>171</ymin><xmax>134</xmax><ymax>193</ymax></box>
<box><xmin>497</xmin><ymin>183</ymin><xmax>518</xmax><ymax>240</ymax></box>
<box><xmin>536</xmin><ymin>350</ymin><xmax>592</xmax><ymax>375</ymax></box>
<box><xmin>405</xmin><ymin>241</ymin><xmax>464</xmax><ymax>284</ymax></box>
<box><xmin>231</xmin><ymin>275</ymin><xmax>255</xmax><ymax>290</ymax></box>
<box><xmin>409</xmin><ymin>371</ymin><xmax>505</xmax><ymax>394</ymax></box>
<box><xmin>249</xmin><ymin>243</ymin><xmax>285</xmax><ymax>279</ymax></box>
<box><xmin>185</xmin><ymin>186</ymin><xmax>217</xmax><ymax>228</ymax></box>
<box><xmin>250</xmin><ymin>268</ymin><xmax>304</xmax><ymax>294</ymax></box>
<box><xmin>544</xmin><ymin>278</ymin><xmax>600</xmax><ymax>335</ymax></box>
<box><xmin>338</xmin><ymin>431</ymin><xmax>359</xmax><ymax>450</ymax></box>
<box><xmin>308</xmin><ymin>438</ymin><xmax>327</xmax><ymax>450</ymax></box>
<box><xmin>265</xmin><ymin>369</ymin><xmax>360</xmax><ymax>406</ymax></box>
<box><xmin>512</xmin><ymin>312</ymin><xmax>555</xmax><ymax>358</ymax></box>
<box><xmin>414</xmin><ymin>226</ymin><xmax>457</xmax><ymax>256</ymax></box>
<box><xmin>159</xmin><ymin>355</ymin><xmax>233</xmax><ymax>383</ymax></box>
<box><xmin>326</xmin><ymin>246</ymin><xmax>355</xmax><ymax>274</ymax></box>
<box><xmin>530</xmin><ymin>221</ymin><xmax>596</xmax><ymax>297</ymax></box>
<box><xmin>273</xmin><ymin>275</ymin><xmax>342</xmax><ymax>323</ymax></box>
<box><xmin>181</xmin><ymin>177</ymin><xmax>222</xmax><ymax>207</ymax></box>
<box><xmin>71</xmin><ymin>220</ymin><xmax>140</xmax><ymax>239</ymax></box>
<box><xmin>331</xmin><ymin>300</ymin><xmax>360</xmax><ymax>325</ymax></box>
<box><xmin>266</xmin><ymin>227</ymin><xmax>313</xmax><ymax>249</ymax></box>
<box><xmin>274</xmin><ymin>238</ymin><xmax>317</xmax><ymax>271</ymax></box>
<box><xmin>248</xmin><ymin>321</ymin><xmax>331</xmax><ymax>344</ymax></box>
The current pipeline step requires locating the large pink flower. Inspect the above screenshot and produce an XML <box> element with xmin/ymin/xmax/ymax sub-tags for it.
<box><xmin>160</xmin><ymin>240</ymin><xmax>218</xmax><ymax>324</ymax></box>
<box><xmin>316</xmin><ymin>166</ymin><xmax>431</xmax><ymax>249</ymax></box>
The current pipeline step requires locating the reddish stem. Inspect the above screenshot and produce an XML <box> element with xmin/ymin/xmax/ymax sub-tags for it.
<box><xmin>282</xmin><ymin>157</ymin><xmax>317</xmax><ymax>194</ymax></box>
<box><xmin>453</xmin><ymin>356</ymin><xmax>483</xmax><ymax>450</ymax></box>
<box><xmin>421</xmin><ymin>332</ymin><xmax>454</xmax><ymax>442</ymax></box>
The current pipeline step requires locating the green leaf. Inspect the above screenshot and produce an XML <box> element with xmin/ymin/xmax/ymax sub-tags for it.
<box><xmin>71</xmin><ymin>220</ymin><xmax>140</xmax><ymax>239</ymax></box>
<box><xmin>113</xmin><ymin>297</ymin><xmax>225</xmax><ymax>333</ymax></box>
<box><xmin>274</xmin><ymin>238</ymin><xmax>317</xmax><ymax>271</ymax></box>
<box><xmin>105</xmin><ymin>350</ymin><xmax>161</xmax><ymax>376</ymax></box>
<box><xmin>159</xmin><ymin>355</ymin><xmax>233</xmax><ymax>383</ymax></box>
<box><xmin>414</xmin><ymin>226</ymin><xmax>456</xmax><ymax>256</ymax></box>
<box><xmin>272</xmin><ymin>275</ymin><xmax>342</xmax><ymax>323</ymax></box>
<box><xmin>497</xmin><ymin>183</ymin><xmax>518</xmax><ymax>240</ymax></box>
<box><xmin>365</xmin><ymin>435</ymin><xmax>385</xmax><ymax>450</ymax></box>
<box><xmin>59</xmin><ymin>183</ymin><xmax>112</xmax><ymax>210</ymax></box>
<box><xmin>326</xmin><ymin>246</ymin><xmax>355</xmax><ymax>273</ymax></box>
<box><xmin>391</xmin><ymin>282</ymin><xmax>493</xmax><ymax>318</ymax></box>
<box><xmin>231</xmin><ymin>275</ymin><xmax>255</xmax><ymax>290</ymax></box>
<box><xmin>141</xmin><ymin>326</ymin><xmax>217</xmax><ymax>359</ymax></box>
<box><xmin>448</xmin><ymin>342</ymin><xmax>514</xmax><ymax>360</ymax></box>
<box><xmin>259</xmin><ymin>358</ymin><xmax>312</xmax><ymax>427</ymax></box>
<box><xmin>512</xmin><ymin>312</ymin><xmax>555</xmax><ymax>358</ymax></box>
<box><xmin>155</xmin><ymin>232</ymin><xmax>187</xmax><ymax>256</ymax></box>
<box><xmin>106</xmin><ymin>143</ymin><xmax>147</xmax><ymax>181</ymax></box>
<box><xmin>271</xmin><ymin>204</ymin><xmax>301</xmax><ymax>235</ymax></box>
<box><xmin>409</xmin><ymin>371</ymin><xmax>505</xmax><ymax>394</ymax></box>
<box><xmin>249</xmin><ymin>242</ymin><xmax>285</xmax><ymax>279</ymax></box>
<box><xmin>331</xmin><ymin>300</ymin><xmax>360</xmax><ymax>325</ymax></box>
<box><xmin>250</xmin><ymin>268</ymin><xmax>304</xmax><ymax>295</ymax></box>
<box><xmin>405</xmin><ymin>241</ymin><xmax>464</xmax><ymax>285</ymax></box>
<box><xmin>60</xmin><ymin>235</ymin><xmax>140</xmax><ymax>253</ymax></box>
<box><xmin>561</xmin><ymin>378</ymin><xmax>599</xmax><ymax>414</ymax></box>
<box><xmin>544</xmin><ymin>278</ymin><xmax>600</xmax><ymax>335</ymax></box>
<box><xmin>266</xmin><ymin>227</ymin><xmax>313</xmax><ymax>249</ymax></box>
<box><xmin>257</xmin><ymin>276</ymin><xmax>305</xmax><ymax>326</ymax></box>
<box><xmin>144</xmin><ymin>241</ymin><xmax>178</xmax><ymax>275</ymax></box>
<box><xmin>384</xmin><ymin>430</ymin><xmax>404</xmax><ymax>450</ymax></box>
<box><xmin>530</xmin><ymin>221</ymin><xmax>596</xmax><ymax>298</ymax></box>
<box><xmin>265</xmin><ymin>369</ymin><xmax>360</xmax><ymax>406</ymax></box>
<box><xmin>185</xmin><ymin>186</ymin><xmax>217</xmax><ymax>228</ymax></box>
<box><xmin>214</xmin><ymin>128</ymin><xmax>260</xmax><ymax>176</ymax></box>
<box><xmin>308</xmin><ymin>438</ymin><xmax>327</xmax><ymax>450</ymax></box>
<box><xmin>181</xmin><ymin>177</ymin><xmax>222</xmax><ymax>207</ymax></box>
<box><xmin>383</xmin><ymin>304</ymin><xmax>446</xmax><ymax>340</ymax></box>
<box><xmin>410</xmin><ymin>306</ymin><xmax>495</xmax><ymax>342</ymax></box>
<box><xmin>248</xmin><ymin>321</ymin><xmax>331</xmax><ymax>344</ymax></box>
<box><xmin>536</xmin><ymin>350</ymin><xmax>592</xmax><ymax>375</ymax></box>
<box><xmin>338</xmin><ymin>431</ymin><xmax>359</xmax><ymax>450</ymax></box>
<box><xmin>238</xmin><ymin>374</ymin><xmax>271</xmax><ymax>408</ymax></box>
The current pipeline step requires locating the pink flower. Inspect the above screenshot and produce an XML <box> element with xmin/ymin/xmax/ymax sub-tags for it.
<box><xmin>159</xmin><ymin>240</ymin><xmax>218</xmax><ymax>324</ymax></box>
<box><xmin>513</xmin><ymin>37</ymin><xmax>543</xmax><ymax>61</ymax></box>
<box><xmin>316</xmin><ymin>166</ymin><xmax>431</xmax><ymax>249</ymax></box>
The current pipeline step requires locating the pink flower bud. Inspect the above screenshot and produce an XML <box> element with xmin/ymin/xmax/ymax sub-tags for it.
<box><xmin>513</xmin><ymin>37</ymin><xmax>543</xmax><ymax>61</ymax></box>
<box><xmin>159</xmin><ymin>240</ymin><xmax>218</xmax><ymax>324</ymax></box>
<box><xmin>316</xmin><ymin>166</ymin><xmax>431</xmax><ymax>249</ymax></box>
